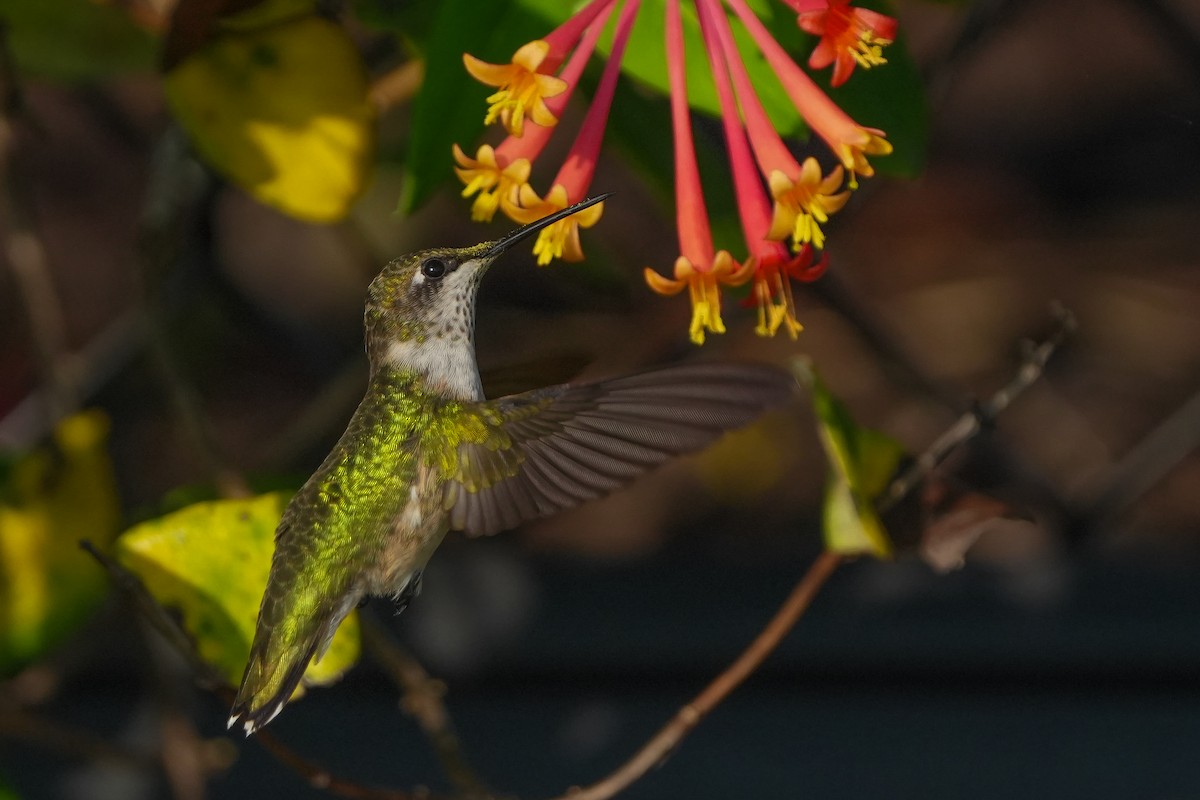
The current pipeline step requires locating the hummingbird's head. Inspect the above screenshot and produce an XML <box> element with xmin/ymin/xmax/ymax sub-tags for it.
<box><xmin>364</xmin><ymin>194</ymin><xmax>609</xmax><ymax>399</ymax></box>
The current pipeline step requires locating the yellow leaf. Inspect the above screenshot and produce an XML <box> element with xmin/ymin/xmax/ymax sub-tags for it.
<box><xmin>794</xmin><ymin>360</ymin><xmax>903</xmax><ymax>559</ymax></box>
<box><xmin>694</xmin><ymin>412</ymin><xmax>791</xmax><ymax>503</ymax></box>
<box><xmin>115</xmin><ymin>493</ymin><xmax>359</xmax><ymax>692</ymax></box>
<box><xmin>0</xmin><ymin>411</ymin><xmax>121</xmax><ymax>675</ymax></box>
<box><xmin>165</xmin><ymin>15</ymin><xmax>374</xmax><ymax>223</ymax></box>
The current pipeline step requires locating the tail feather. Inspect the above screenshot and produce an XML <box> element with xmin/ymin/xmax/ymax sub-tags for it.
<box><xmin>229</xmin><ymin>590</ymin><xmax>359</xmax><ymax>736</ymax></box>
<box><xmin>227</xmin><ymin>635</ymin><xmax>321</xmax><ymax>736</ymax></box>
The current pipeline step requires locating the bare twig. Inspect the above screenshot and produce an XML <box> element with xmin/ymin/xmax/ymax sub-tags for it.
<box><xmin>0</xmin><ymin>24</ymin><xmax>78</xmax><ymax>426</ymax></box>
<box><xmin>0</xmin><ymin>310</ymin><xmax>145</xmax><ymax>449</ymax></box>
<box><xmin>0</xmin><ymin>708</ymin><xmax>157</xmax><ymax>770</ymax></box>
<box><xmin>252</xmin><ymin>727</ymin><xmax>434</xmax><ymax>800</ymax></box>
<box><xmin>80</xmin><ymin>541</ymin><xmax>226</xmax><ymax>688</ymax></box>
<box><xmin>360</xmin><ymin>616</ymin><xmax>490</xmax><ymax>799</ymax></box>
<box><xmin>545</xmin><ymin>308</ymin><xmax>1075</xmax><ymax>800</ymax></box>
<box><xmin>1081</xmin><ymin>385</ymin><xmax>1200</xmax><ymax>529</ymax></box>
<box><xmin>369</xmin><ymin>60</ymin><xmax>425</xmax><ymax>114</ymax></box>
<box><xmin>877</xmin><ymin>305</ymin><xmax>1077</xmax><ymax>515</ymax></box>
<box><xmin>137</xmin><ymin>129</ymin><xmax>250</xmax><ymax>499</ymax></box>
<box><xmin>547</xmin><ymin>551</ymin><xmax>842</xmax><ymax>800</ymax></box>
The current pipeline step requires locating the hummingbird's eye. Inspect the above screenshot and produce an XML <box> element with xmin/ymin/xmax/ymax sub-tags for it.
<box><xmin>421</xmin><ymin>258</ymin><xmax>448</xmax><ymax>280</ymax></box>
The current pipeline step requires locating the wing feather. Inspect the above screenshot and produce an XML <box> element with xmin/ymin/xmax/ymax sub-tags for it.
<box><xmin>446</xmin><ymin>362</ymin><xmax>795</xmax><ymax>537</ymax></box>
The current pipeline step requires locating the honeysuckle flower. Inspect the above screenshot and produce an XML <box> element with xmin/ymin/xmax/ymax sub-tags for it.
<box><xmin>460</xmin><ymin>0</ymin><xmax>898</xmax><ymax>343</ymax></box>
<box><xmin>645</xmin><ymin>250</ymin><xmax>752</xmax><ymax>345</ymax></box>
<box><xmin>453</xmin><ymin>3</ymin><xmax>617</xmax><ymax>223</ymax></box>
<box><xmin>787</xmin><ymin>0</ymin><xmax>898</xmax><ymax>87</ymax></box>
<box><xmin>643</xmin><ymin>0</ymin><xmax>754</xmax><ymax>346</ymax></box>
<box><xmin>695</xmin><ymin>0</ymin><xmax>825</xmax><ymax>338</ymax></box>
<box><xmin>452</xmin><ymin>144</ymin><xmax>530</xmax><ymax>222</ymax></box>
<box><xmin>701</xmin><ymin>0</ymin><xmax>849</xmax><ymax>252</ymax></box>
<box><xmin>461</xmin><ymin>0</ymin><xmax>621</xmax><ymax>138</ymax></box>
<box><xmin>767</xmin><ymin>159</ymin><xmax>850</xmax><ymax>250</ymax></box>
<box><xmin>505</xmin><ymin>0</ymin><xmax>639</xmax><ymax>265</ymax></box>
<box><xmin>511</xmin><ymin>183</ymin><xmax>607</xmax><ymax>264</ymax></box>
<box><xmin>463</xmin><ymin>42</ymin><xmax>567</xmax><ymax>138</ymax></box>
<box><xmin>726</xmin><ymin>0</ymin><xmax>892</xmax><ymax>187</ymax></box>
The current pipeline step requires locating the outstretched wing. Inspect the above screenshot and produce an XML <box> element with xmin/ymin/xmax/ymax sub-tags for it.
<box><xmin>443</xmin><ymin>362</ymin><xmax>795</xmax><ymax>537</ymax></box>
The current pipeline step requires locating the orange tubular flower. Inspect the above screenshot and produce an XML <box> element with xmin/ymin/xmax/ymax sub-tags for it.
<box><xmin>702</xmin><ymin>0</ymin><xmax>849</xmax><ymax>253</ymax></box>
<box><xmin>463</xmin><ymin>0</ymin><xmax>620</xmax><ymax>137</ymax></box>
<box><xmin>726</xmin><ymin>0</ymin><xmax>892</xmax><ymax>187</ymax></box>
<box><xmin>644</xmin><ymin>0</ymin><xmax>752</xmax><ymax>346</ymax></box>
<box><xmin>508</xmin><ymin>0</ymin><xmax>640</xmax><ymax>265</ymax></box>
<box><xmin>452</xmin><ymin>144</ymin><xmax>531</xmax><ymax>222</ymax></box>
<box><xmin>696</xmin><ymin>0</ymin><xmax>824</xmax><ymax>338</ymax></box>
<box><xmin>767</xmin><ymin>159</ymin><xmax>849</xmax><ymax>250</ymax></box>
<box><xmin>463</xmin><ymin>42</ymin><xmax>567</xmax><ymax>138</ymax></box>
<box><xmin>787</xmin><ymin>0</ymin><xmax>898</xmax><ymax>87</ymax></box>
<box><xmin>459</xmin><ymin>0</ymin><xmax>897</xmax><ymax>343</ymax></box>
<box><xmin>454</xmin><ymin>2</ymin><xmax>617</xmax><ymax>223</ymax></box>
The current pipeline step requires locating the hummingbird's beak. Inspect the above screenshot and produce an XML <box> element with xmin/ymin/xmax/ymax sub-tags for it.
<box><xmin>483</xmin><ymin>193</ymin><xmax>612</xmax><ymax>259</ymax></box>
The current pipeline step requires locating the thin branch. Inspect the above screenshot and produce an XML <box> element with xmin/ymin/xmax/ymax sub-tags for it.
<box><xmin>80</xmin><ymin>541</ymin><xmax>226</xmax><ymax>688</ymax></box>
<box><xmin>0</xmin><ymin>708</ymin><xmax>158</xmax><ymax>770</ymax></box>
<box><xmin>545</xmin><ymin>308</ymin><xmax>1075</xmax><ymax>800</ymax></box>
<box><xmin>0</xmin><ymin>23</ymin><xmax>78</xmax><ymax>425</ymax></box>
<box><xmin>252</xmin><ymin>727</ymin><xmax>433</xmax><ymax>800</ymax></box>
<box><xmin>547</xmin><ymin>550</ymin><xmax>842</xmax><ymax>800</ymax></box>
<box><xmin>360</xmin><ymin>616</ymin><xmax>490</xmax><ymax>799</ymax></box>
<box><xmin>877</xmin><ymin>305</ymin><xmax>1076</xmax><ymax>515</ymax></box>
<box><xmin>369</xmin><ymin>60</ymin><xmax>425</xmax><ymax>115</ymax></box>
<box><xmin>137</xmin><ymin>129</ymin><xmax>250</xmax><ymax>499</ymax></box>
<box><xmin>1081</xmin><ymin>385</ymin><xmax>1200</xmax><ymax>529</ymax></box>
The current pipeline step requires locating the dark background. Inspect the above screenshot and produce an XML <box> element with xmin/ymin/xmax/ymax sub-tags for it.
<box><xmin>2</xmin><ymin>0</ymin><xmax>1200</xmax><ymax>797</ymax></box>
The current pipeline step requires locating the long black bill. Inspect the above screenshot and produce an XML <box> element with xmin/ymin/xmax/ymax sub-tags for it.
<box><xmin>484</xmin><ymin>193</ymin><xmax>611</xmax><ymax>259</ymax></box>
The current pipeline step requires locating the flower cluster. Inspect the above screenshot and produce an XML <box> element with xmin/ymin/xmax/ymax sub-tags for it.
<box><xmin>456</xmin><ymin>0</ymin><xmax>896</xmax><ymax>344</ymax></box>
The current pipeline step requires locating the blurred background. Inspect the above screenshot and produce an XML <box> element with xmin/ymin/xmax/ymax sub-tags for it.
<box><xmin>2</xmin><ymin>0</ymin><xmax>1199</xmax><ymax>798</ymax></box>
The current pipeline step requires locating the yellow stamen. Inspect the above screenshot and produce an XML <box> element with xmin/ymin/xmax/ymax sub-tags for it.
<box><xmin>463</xmin><ymin>41</ymin><xmax>567</xmax><ymax>137</ymax></box>
<box><xmin>766</xmin><ymin>160</ymin><xmax>850</xmax><ymax>251</ymax></box>
<box><xmin>452</xmin><ymin>144</ymin><xmax>532</xmax><ymax>222</ymax></box>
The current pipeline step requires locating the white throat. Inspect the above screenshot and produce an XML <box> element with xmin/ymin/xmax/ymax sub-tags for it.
<box><xmin>384</xmin><ymin>337</ymin><xmax>483</xmax><ymax>401</ymax></box>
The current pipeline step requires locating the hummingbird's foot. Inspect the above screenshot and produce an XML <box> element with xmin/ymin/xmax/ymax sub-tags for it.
<box><xmin>392</xmin><ymin>569</ymin><xmax>423</xmax><ymax>614</ymax></box>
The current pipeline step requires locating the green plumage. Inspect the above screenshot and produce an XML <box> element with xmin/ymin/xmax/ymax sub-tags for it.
<box><xmin>229</xmin><ymin>198</ymin><xmax>796</xmax><ymax>734</ymax></box>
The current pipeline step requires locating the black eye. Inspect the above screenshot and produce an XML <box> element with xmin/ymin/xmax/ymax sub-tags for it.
<box><xmin>421</xmin><ymin>258</ymin><xmax>447</xmax><ymax>280</ymax></box>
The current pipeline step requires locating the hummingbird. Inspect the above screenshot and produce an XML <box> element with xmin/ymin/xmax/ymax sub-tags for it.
<box><xmin>228</xmin><ymin>195</ymin><xmax>796</xmax><ymax>734</ymax></box>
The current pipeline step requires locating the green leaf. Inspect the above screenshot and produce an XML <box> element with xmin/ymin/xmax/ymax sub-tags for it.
<box><xmin>795</xmin><ymin>360</ymin><xmax>903</xmax><ymax>558</ymax></box>
<box><xmin>116</xmin><ymin>494</ymin><xmax>360</xmax><ymax>691</ymax></box>
<box><xmin>164</xmin><ymin>14</ymin><xmax>375</xmax><ymax>223</ymax></box>
<box><xmin>0</xmin><ymin>411</ymin><xmax>121</xmax><ymax>676</ymax></box>
<box><xmin>3</xmin><ymin>0</ymin><xmax>156</xmax><ymax>81</ymax></box>
<box><xmin>0</xmin><ymin>771</ymin><xmax>18</xmax><ymax>800</ymax></box>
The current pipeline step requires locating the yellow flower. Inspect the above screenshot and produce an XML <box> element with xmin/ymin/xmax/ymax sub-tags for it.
<box><xmin>452</xmin><ymin>143</ymin><xmax>531</xmax><ymax>222</ymax></box>
<box><xmin>463</xmin><ymin>41</ymin><xmax>568</xmax><ymax>137</ymax></box>
<box><xmin>508</xmin><ymin>183</ymin><xmax>605</xmax><ymax>265</ymax></box>
<box><xmin>644</xmin><ymin>251</ymin><xmax>753</xmax><ymax>345</ymax></box>
<box><xmin>766</xmin><ymin>159</ymin><xmax>850</xmax><ymax>250</ymax></box>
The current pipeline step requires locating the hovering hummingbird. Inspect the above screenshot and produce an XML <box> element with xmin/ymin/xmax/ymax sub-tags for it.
<box><xmin>229</xmin><ymin>195</ymin><xmax>796</xmax><ymax>734</ymax></box>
